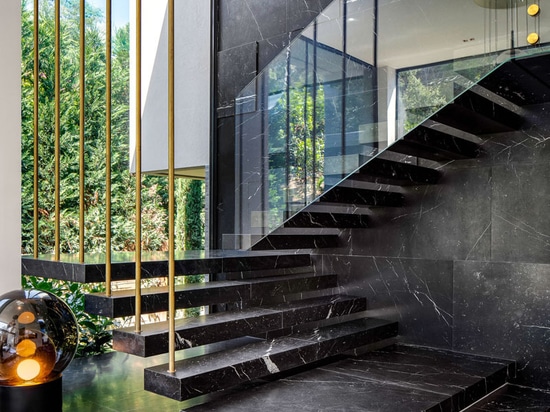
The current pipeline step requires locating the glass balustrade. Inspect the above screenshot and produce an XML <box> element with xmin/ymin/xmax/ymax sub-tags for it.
<box><xmin>234</xmin><ymin>0</ymin><xmax>550</xmax><ymax>249</ymax></box>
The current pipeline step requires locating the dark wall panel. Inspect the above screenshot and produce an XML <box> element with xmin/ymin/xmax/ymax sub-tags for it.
<box><xmin>454</xmin><ymin>260</ymin><xmax>550</xmax><ymax>388</ymax></box>
<box><xmin>321</xmin><ymin>101</ymin><xmax>550</xmax><ymax>390</ymax></box>
<box><xmin>323</xmin><ymin>255</ymin><xmax>454</xmax><ymax>349</ymax></box>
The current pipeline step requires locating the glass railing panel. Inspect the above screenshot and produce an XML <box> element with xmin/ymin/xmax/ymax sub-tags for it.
<box><xmin>234</xmin><ymin>0</ymin><xmax>550</xmax><ymax>247</ymax></box>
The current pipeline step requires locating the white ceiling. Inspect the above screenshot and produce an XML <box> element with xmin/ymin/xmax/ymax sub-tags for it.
<box><xmin>307</xmin><ymin>0</ymin><xmax>535</xmax><ymax>69</ymax></box>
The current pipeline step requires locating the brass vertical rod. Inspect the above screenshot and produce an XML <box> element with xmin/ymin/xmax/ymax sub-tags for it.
<box><xmin>79</xmin><ymin>0</ymin><xmax>85</xmax><ymax>263</ymax></box>
<box><xmin>135</xmin><ymin>0</ymin><xmax>143</xmax><ymax>333</ymax></box>
<box><xmin>167</xmin><ymin>0</ymin><xmax>176</xmax><ymax>374</ymax></box>
<box><xmin>54</xmin><ymin>0</ymin><xmax>61</xmax><ymax>261</ymax></box>
<box><xmin>105</xmin><ymin>0</ymin><xmax>112</xmax><ymax>296</ymax></box>
<box><xmin>33</xmin><ymin>0</ymin><xmax>39</xmax><ymax>259</ymax></box>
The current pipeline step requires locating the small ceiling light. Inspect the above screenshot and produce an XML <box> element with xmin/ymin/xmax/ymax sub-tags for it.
<box><xmin>527</xmin><ymin>32</ymin><xmax>540</xmax><ymax>44</ymax></box>
<box><xmin>528</xmin><ymin>4</ymin><xmax>540</xmax><ymax>15</ymax></box>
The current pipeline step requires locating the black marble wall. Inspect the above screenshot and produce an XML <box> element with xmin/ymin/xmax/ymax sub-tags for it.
<box><xmin>212</xmin><ymin>0</ymin><xmax>333</xmax><ymax>248</ymax></box>
<box><xmin>321</xmin><ymin>102</ymin><xmax>550</xmax><ymax>389</ymax></box>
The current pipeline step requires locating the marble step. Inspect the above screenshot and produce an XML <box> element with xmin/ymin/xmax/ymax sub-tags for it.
<box><xmin>319</xmin><ymin>186</ymin><xmax>404</xmax><ymax>207</ymax></box>
<box><xmin>389</xmin><ymin>125</ymin><xmax>481</xmax><ymax>161</ymax></box>
<box><xmin>143</xmin><ymin>318</ymin><xmax>398</xmax><ymax>401</ymax></box>
<box><xmin>182</xmin><ymin>344</ymin><xmax>517</xmax><ymax>412</ymax></box>
<box><xmin>113</xmin><ymin>294</ymin><xmax>367</xmax><ymax>357</ymax></box>
<box><xmin>21</xmin><ymin>250</ymin><xmax>312</xmax><ymax>283</ymax></box>
<box><xmin>351</xmin><ymin>158</ymin><xmax>441</xmax><ymax>186</ymax></box>
<box><xmin>430</xmin><ymin>88</ymin><xmax>523</xmax><ymax>135</ymax></box>
<box><xmin>85</xmin><ymin>272</ymin><xmax>338</xmax><ymax>318</ymax></box>
<box><xmin>283</xmin><ymin>211</ymin><xmax>369</xmax><ymax>229</ymax></box>
<box><xmin>462</xmin><ymin>383</ymin><xmax>550</xmax><ymax>411</ymax></box>
<box><xmin>331</xmin><ymin>344</ymin><xmax>516</xmax><ymax>412</ymax></box>
<box><xmin>479</xmin><ymin>53</ymin><xmax>550</xmax><ymax>106</ymax></box>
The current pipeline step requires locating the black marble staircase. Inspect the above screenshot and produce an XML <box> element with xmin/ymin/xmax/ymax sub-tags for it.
<box><xmin>22</xmin><ymin>249</ymin><xmax>398</xmax><ymax>402</ymax></box>
<box><xmin>251</xmin><ymin>52</ymin><xmax>550</xmax><ymax>247</ymax></box>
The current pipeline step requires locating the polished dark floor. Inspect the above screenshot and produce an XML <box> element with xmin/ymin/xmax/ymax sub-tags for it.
<box><xmin>60</xmin><ymin>343</ymin><xmax>550</xmax><ymax>412</ymax></box>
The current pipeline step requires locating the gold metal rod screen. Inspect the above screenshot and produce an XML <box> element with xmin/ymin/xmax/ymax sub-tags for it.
<box><xmin>54</xmin><ymin>0</ymin><xmax>61</xmax><ymax>261</ymax></box>
<box><xmin>167</xmin><ymin>0</ymin><xmax>176</xmax><ymax>374</ymax></box>
<box><xmin>135</xmin><ymin>0</ymin><xmax>143</xmax><ymax>333</ymax></box>
<box><xmin>79</xmin><ymin>0</ymin><xmax>86</xmax><ymax>263</ymax></box>
<box><xmin>105</xmin><ymin>0</ymin><xmax>112</xmax><ymax>296</ymax></box>
<box><xmin>33</xmin><ymin>0</ymin><xmax>39</xmax><ymax>259</ymax></box>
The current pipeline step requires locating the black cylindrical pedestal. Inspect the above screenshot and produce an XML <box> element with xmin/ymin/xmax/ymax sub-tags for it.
<box><xmin>0</xmin><ymin>376</ymin><xmax>62</xmax><ymax>412</ymax></box>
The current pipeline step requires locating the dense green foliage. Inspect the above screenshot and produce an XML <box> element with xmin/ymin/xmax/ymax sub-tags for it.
<box><xmin>21</xmin><ymin>0</ymin><xmax>170</xmax><ymax>256</ymax></box>
<box><xmin>20</xmin><ymin>0</ymin><xmax>205</xmax><ymax>355</ymax></box>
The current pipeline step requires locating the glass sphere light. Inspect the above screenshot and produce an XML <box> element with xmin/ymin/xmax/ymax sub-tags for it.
<box><xmin>0</xmin><ymin>289</ymin><xmax>78</xmax><ymax>386</ymax></box>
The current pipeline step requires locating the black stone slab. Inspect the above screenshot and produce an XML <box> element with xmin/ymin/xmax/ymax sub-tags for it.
<box><xmin>390</xmin><ymin>125</ymin><xmax>481</xmax><ymax>161</ymax></box>
<box><xmin>479</xmin><ymin>55</ymin><xmax>550</xmax><ymax>106</ymax></box>
<box><xmin>319</xmin><ymin>186</ymin><xmax>404</xmax><ymax>207</ymax></box>
<box><xmin>113</xmin><ymin>295</ymin><xmax>366</xmax><ymax>357</ymax></box>
<box><xmin>352</xmin><ymin>158</ymin><xmax>441</xmax><ymax>186</ymax></box>
<box><xmin>284</xmin><ymin>211</ymin><xmax>369</xmax><ymax>228</ymax></box>
<box><xmin>21</xmin><ymin>250</ymin><xmax>312</xmax><ymax>283</ymax></box>
<box><xmin>463</xmin><ymin>384</ymin><xmax>550</xmax><ymax>411</ymax></box>
<box><xmin>85</xmin><ymin>273</ymin><xmax>338</xmax><ymax>318</ymax></box>
<box><xmin>144</xmin><ymin>318</ymin><xmax>398</xmax><ymax>401</ymax></box>
<box><xmin>431</xmin><ymin>89</ymin><xmax>523</xmax><ymax>135</ymax></box>
<box><xmin>184</xmin><ymin>344</ymin><xmax>514</xmax><ymax>412</ymax></box>
<box><xmin>339</xmin><ymin>344</ymin><xmax>515</xmax><ymax>411</ymax></box>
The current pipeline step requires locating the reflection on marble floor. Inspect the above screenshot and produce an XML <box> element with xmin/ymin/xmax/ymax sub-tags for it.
<box><xmin>61</xmin><ymin>344</ymin><xmax>549</xmax><ymax>412</ymax></box>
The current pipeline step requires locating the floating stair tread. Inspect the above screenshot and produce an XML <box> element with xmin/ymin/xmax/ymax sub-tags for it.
<box><xmin>251</xmin><ymin>233</ymin><xmax>340</xmax><ymax>250</ymax></box>
<box><xmin>144</xmin><ymin>318</ymin><xmax>398</xmax><ymax>401</ymax></box>
<box><xmin>113</xmin><ymin>294</ymin><xmax>367</xmax><ymax>357</ymax></box>
<box><xmin>85</xmin><ymin>272</ymin><xmax>339</xmax><ymax>317</ymax></box>
<box><xmin>284</xmin><ymin>212</ymin><xmax>369</xmax><ymax>228</ymax></box>
<box><xmin>353</xmin><ymin>158</ymin><xmax>441</xmax><ymax>186</ymax></box>
<box><xmin>21</xmin><ymin>250</ymin><xmax>311</xmax><ymax>283</ymax></box>
<box><xmin>391</xmin><ymin>125</ymin><xmax>481</xmax><ymax>161</ymax></box>
<box><xmin>319</xmin><ymin>186</ymin><xmax>404</xmax><ymax>207</ymax></box>
<box><xmin>431</xmin><ymin>89</ymin><xmax>522</xmax><ymax>135</ymax></box>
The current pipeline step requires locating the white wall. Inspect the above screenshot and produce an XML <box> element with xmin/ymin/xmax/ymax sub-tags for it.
<box><xmin>0</xmin><ymin>0</ymin><xmax>22</xmax><ymax>293</ymax></box>
<box><xmin>130</xmin><ymin>0</ymin><xmax>210</xmax><ymax>177</ymax></box>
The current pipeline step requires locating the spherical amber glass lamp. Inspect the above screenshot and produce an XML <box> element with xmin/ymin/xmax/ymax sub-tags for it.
<box><xmin>0</xmin><ymin>289</ymin><xmax>78</xmax><ymax>412</ymax></box>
